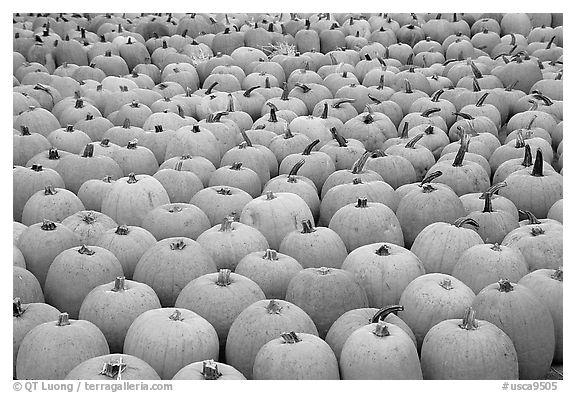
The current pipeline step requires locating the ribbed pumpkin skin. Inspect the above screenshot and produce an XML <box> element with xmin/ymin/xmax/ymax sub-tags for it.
<box><xmin>398</xmin><ymin>273</ymin><xmax>476</xmax><ymax>351</ymax></box>
<box><xmin>471</xmin><ymin>281</ymin><xmax>556</xmax><ymax>380</ymax></box>
<box><xmin>172</xmin><ymin>361</ymin><xmax>246</xmax><ymax>380</ymax></box>
<box><xmin>196</xmin><ymin>221</ymin><xmax>270</xmax><ymax>271</ymax></box>
<box><xmin>420</xmin><ymin>316</ymin><xmax>519</xmax><ymax>379</ymax></box>
<box><xmin>16</xmin><ymin>317</ymin><xmax>110</xmax><ymax>380</ymax></box>
<box><xmin>13</xmin><ymin>301</ymin><xmax>61</xmax><ymax>378</ymax></box>
<box><xmin>518</xmin><ymin>269</ymin><xmax>563</xmax><ymax>363</ymax></box>
<box><xmin>61</xmin><ymin>210</ymin><xmax>118</xmax><ymax>245</ymax></box>
<box><xmin>410</xmin><ymin>220</ymin><xmax>485</xmax><ymax>274</ymax></box>
<box><xmin>93</xmin><ymin>225</ymin><xmax>157</xmax><ymax>280</ymax></box>
<box><xmin>123</xmin><ymin>308</ymin><xmax>219</xmax><ymax>380</ymax></box>
<box><xmin>342</xmin><ymin>243</ymin><xmax>425</xmax><ymax>307</ymax></box>
<box><xmin>325</xmin><ymin>307</ymin><xmax>417</xmax><ymax>363</ymax></box>
<box><xmin>285</xmin><ymin>267</ymin><xmax>369</xmax><ymax>338</ymax></box>
<box><xmin>175</xmin><ymin>271</ymin><xmax>266</xmax><ymax>347</ymax></box>
<box><xmin>252</xmin><ymin>332</ymin><xmax>340</xmax><ymax>380</ymax></box>
<box><xmin>132</xmin><ymin>237</ymin><xmax>217</xmax><ymax>307</ymax></box>
<box><xmin>239</xmin><ymin>192</ymin><xmax>314</xmax><ymax>250</ymax></box>
<box><xmin>396</xmin><ymin>184</ymin><xmax>466</xmax><ymax>248</ymax></box>
<box><xmin>78</xmin><ymin>278</ymin><xmax>161</xmax><ymax>353</ymax></box>
<box><xmin>340</xmin><ymin>322</ymin><xmax>423</xmax><ymax>380</ymax></box>
<box><xmin>17</xmin><ymin>221</ymin><xmax>81</xmax><ymax>289</ymax></box>
<box><xmin>452</xmin><ymin>244</ymin><xmax>529</xmax><ymax>294</ymax></box>
<box><xmin>44</xmin><ymin>246</ymin><xmax>124</xmax><ymax>319</ymax></box>
<box><xmin>65</xmin><ymin>354</ymin><xmax>160</xmax><ymax>380</ymax></box>
<box><xmin>225</xmin><ymin>299</ymin><xmax>319</xmax><ymax>380</ymax></box>
<box><xmin>279</xmin><ymin>225</ymin><xmax>348</xmax><ymax>269</ymax></box>
<box><xmin>235</xmin><ymin>251</ymin><xmax>303</xmax><ymax>299</ymax></box>
<box><xmin>329</xmin><ymin>201</ymin><xmax>404</xmax><ymax>252</ymax></box>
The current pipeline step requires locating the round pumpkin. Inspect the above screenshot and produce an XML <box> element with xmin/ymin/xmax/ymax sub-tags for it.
<box><xmin>65</xmin><ymin>353</ymin><xmax>160</xmax><ymax>380</ymax></box>
<box><xmin>172</xmin><ymin>359</ymin><xmax>246</xmax><ymax>380</ymax></box>
<box><xmin>123</xmin><ymin>308</ymin><xmax>219</xmax><ymax>380</ymax></box>
<box><xmin>78</xmin><ymin>277</ymin><xmax>161</xmax><ymax>353</ymax></box>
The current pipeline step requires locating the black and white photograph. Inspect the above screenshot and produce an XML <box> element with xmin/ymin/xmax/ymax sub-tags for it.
<box><xmin>10</xmin><ymin>4</ymin><xmax>566</xmax><ymax>388</ymax></box>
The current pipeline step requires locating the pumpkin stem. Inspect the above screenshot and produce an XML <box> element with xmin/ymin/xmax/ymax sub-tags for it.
<box><xmin>404</xmin><ymin>79</ymin><xmax>413</xmax><ymax>93</ymax></box>
<box><xmin>355</xmin><ymin>197</ymin><xmax>368</xmax><ymax>208</ymax></box>
<box><xmin>368</xmin><ymin>94</ymin><xmax>382</xmax><ymax>104</ymax></box>
<box><xmin>81</xmin><ymin>143</ymin><xmax>94</xmax><ymax>158</ymax></box>
<box><xmin>78</xmin><ymin>245</ymin><xmax>95</xmax><ymax>255</ymax></box>
<box><xmin>453</xmin><ymin>217</ymin><xmax>480</xmax><ymax>229</ymax></box>
<box><xmin>169</xmin><ymin>309</ymin><xmax>183</xmax><ymax>321</ymax></box>
<box><xmin>374</xmin><ymin>244</ymin><xmax>391</xmax><ymax>257</ymax></box>
<box><xmin>267</xmin><ymin>105</ymin><xmax>278</xmax><ymax>122</ymax></box>
<box><xmin>351</xmin><ymin>151</ymin><xmax>371</xmax><ymax>174</ymax></box>
<box><xmin>491</xmin><ymin>243</ymin><xmax>502</xmax><ymax>251</ymax></box>
<box><xmin>216</xmin><ymin>269</ymin><xmax>232</xmax><ymax>286</ymax></box>
<box><xmin>48</xmin><ymin>148</ymin><xmax>60</xmax><ymax>160</ymax></box>
<box><xmin>330</xmin><ymin>127</ymin><xmax>347</xmax><ymax>147</ymax></box>
<box><xmin>431</xmin><ymin>89</ymin><xmax>444</xmax><ymax>102</ymax></box>
<box><xmin>44</xmin><ymin>185</ymin><xmax>57</xmax><ymax>195</ymax></box>
<box><xmin>439</xmin><ymin>278</ymin><xmax>453</xmax><ymax>290</ymax></box>
<box><xmin>126</xmin><ymin>139</ymin><xmax>138</xmax><ymax>149</ymax></box>
<box><xmin>333</xmin><ymin>98</ymin><xmax>355</xmax><ymax>109</ymax></box>
<box><xmin>170</xmin><ymin>239</ymin><xmax>187</xmax><ymax>250</ymax></box>
<box><xmin>41</xmin><ymin>219</ymin><xmax>57</xmax><ymax>231</ymax></box>
<box><xmin>421</xmin><ymin>108</ymin><xmax>441</xmax><ymax>118</ymax></box>
<box><xmin>266</xmin><ymin>299</ymin><xmax>283</xmax><ymax>314</ymax></box>
<box><xmin>551</xmin><ymin>266</ymin><xmax>563</xmax><ymax>282</ymax></box>
<box><xmin>518</xmin><ymin>210</ymin><xmax>541</xmax><ymax>225</ymax></box>
<box><xmin>57</xmin><ymin>313</ymin><xmax>71</xmax><ymax>326</ymax></box>
<box><xmin>370</xmin><ymin>305</ymin><xmax>403</xmax><ymax>323</ymax></box>
<box><xmin>281</xmin><ymin>331</ymin><xmax>301</xmax><ymax>344</ymax></box>
<box><xmin>13</xmin><ymin>298</ymin><xmax>25</xmax><ymax>318</ymax></box>
<box><xmin>452</xmin><ymin>133</ymin><xmax>469</xmax><ymax>167</ymax></box>
<box><xmin>240</xmin><ymin>129</ymin><xmax>253</xmax><ymax>147</ymax></box>
<box><xmin>372</xmin><ymin>321</ymin><xmax>391</xmax><ymax>337</ymax></box>
<box><xmin>266</xmin><ymin>190</ymin><xmax>276</xmax><ymax>200</ymax></box>
<box><xmin>31</xmin><ymin>164</ymin><xmax>43</xmax><ymax>172</ymax></box>
<box><xmin>317</xmin><ymin>267</ymin><xmax>330</xmax><ymax>275</ymax></box>
<box><xmin>320</xmin><ymin>102</ymin><xmax>330</xmax><ymax>119</ymax></box>
<box><xmin>497</xmin><ymin>279</ymin><xmax>514</xmax><ymax>292</ymax></box>
<box><xmin>405</xmin><ymin>133</ymin><xmax>424</xmax><ymax>149</ymax></box>
<box><xmin>420</xmin><ymin>171</ymin><xmax>443</xmax><ymax>187</ymax></box>
<box><xmin>201</xmin><ymin>360</ymin><xmax>222</xmax><ymax>380</ymax></box>
<box><xmin>288</xmin><ymin>159</ymin><xmax>305</xmax><ymax>182</ymax></box>
<box><xmin>301</xmin><ymin>219</ymin><xmax>316</xmax><ymax>234</ymax></box>
<box><xmin>280</xmin><ymin>82</ymin><xmax>290</xmax><ymax>100</ymax></box>
<box><xmin>112</xmin><ymin>277</ymin><xmax>126</xmax><ymax>292</ymax></box>
<box><xmin>302</xmin><ymin>139</ymin><xmax>320</xmax><ymax>155</ymax></box>
<box><xmin>459</xmin><ymin>307</ymin><xmax>478</xmax><ymax>330</ymax></box>
<box><xmin>530</xmin><ymin>226</ymin><xmax>545</xmax><ymax>237</ymax></box>
<box><xmin>531</xmin><ymin>149</ymin><xmax>544</xmax><ymax>177</ymax></box>
<box><xmin>476</xmin><ymin>92</ymin><xmax>489</xmax><ymax>107</ymax></box>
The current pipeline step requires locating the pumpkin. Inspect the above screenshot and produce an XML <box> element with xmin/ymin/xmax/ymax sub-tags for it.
<box><xmin>420</xmin><ymin>307</ymin><xmax>519</xmax><ymax>379</ymax></box>
<box><xmin>65</xmin><ymin>353</ymin><xmax>160</xmax><ymax>380</ymax></box>
<box><xmin>253</xmin><ymin>331</ymin><xmax>339</xmax><ymax>380</ymax></box>
<box><xmin>385</xmin><ymin>133</ymin><xmax>436</xmax><ymax>181</ymax></box>
<box><xmin>518</xmin><ymin>267</ymin><xmax>563</xmax><ymax>362</ymax></box>
<box><xmin>320</xmin><ymin>151</ymin><xmax>383</xmax><ymax>198</ymax></box>
<box><xmin>398</xmin><ymin>273</ymin><xmax>476</xmax><ymax>351</ymax></box>
<box><xmin>239</xmin><ymin>190</ymin><xmax>314</xmax><ymax>250</ymax></box>
<box><xmin>411</xmin><ymin>217</ymin><xmax>484</xmax><ymax>274</ymax></box>
<box><xmin>285</xmin><ymin>266</ymin><xmax>369</xmax><ymax>338</ymax></box>
<box><xmin>175</xmin><ymin>269</ymin><xmax>265</xmax><ymax>348</ymax></box>
<box><xmin>141</xmin><ymin>203</ymin><xmax>211</xmax><ymax>241</ymax></box>
<box><xmin>78</xmin><ymin>277</ymin><xmax>161</xmax><ymax>353</ymax></box>
<box><xmin>134</xmin><ymin>236</ymin><xmax>217</xmax><ymax>306</ymax></box>
<box><xmin>396</xmin><ymin>172</ymin><xmax>467</xmax><ymax>247</ymax></box>
<box><xmin>60</xmin><ymin>210</ymin><xmax>117</xmax><ymax>245</ymax></box>
<box><xmin>172</xmin><ymin>359</ymin><xmax>245</xmax><ymax>380</ymax></box>
<box><xmin>499</xmin><ymin>149</ymin><xmax>562</xmax><ymax>218</ymax></box>
<box><xmin>44</xmin><ymin>245</ymin><xmax>123</xmax><ymax>319</ymax></box>
<box><xmin>123</xmin><ymin>308</ymin><xmax>219</xmax><ymax>379</ymax></box>
<box><xmin>472</xmin><ymin>279</ymin><xmax>555</xmax><ymax>379</ymax></box>
<box><xmin>164</xmin><ymin>124</ymin><xmax>221</xmax><ymax>167</ymax></box>
<box><xmin>225</xmin><ymin>299</ymin><xmax>318</xmax><ymax>380</ymax></box>
<box><xmin>21</xmin><ymin>185</ymin><xmax>85</xmax><ymax>226</ymax></box>
<box><xmin>13</xmin><ymin>105</ymin><xmax>60</xmax><ymax>137</ymax></box>
<box><xmin>208</xmin><ymin>161</ymin><xmax>262</xmax><ymax>198</ymax></box>
<box><xmin>317</xmin><ymin>128</ymin><xmax>365</xmax><ymax>171</ymax></box>
<box><xmin>547</xmin><ymin>199</ymin><xmax>562</xmax><ymax>223</ymax></box>
<box><xmin>452</xmin><ymin>243</ymin><xmax>529</xmax><ymax>294</ymax></box>
<box><xmin>501</xmin><ymin>219</ymin><xmax>562</xmax><ymax>272</ymax></box>
<box><xmin>13</xmin><ymin>244</ymin><xmax>26</xmax><ymax>268</ymax></box>
<box><xmin>329</xmin><ymin>197</ymin><xmax>404</xmax><ymax>251</ymax></box>
<box><xmin>13</xmin><ymin>125</ymin><xmax>51</xmax><ymax>167</ymax></box>
<box><xmin>342</xmin><ymin>243</ymin><xmax>426</xmax><ymax>307</ymax></box>
<box><xmin>101</xmin><ymin>173</ymin><xmax>170</xmax><ymax>227</ymax></box>
<box><xmin>13</xmin><ymin>164</ymin><xmax>65</xmax><ymax>223</ymax></box>
<box><xmin>16</xmin><ymin>313</ymin><xmax>109</xmax><ymax>380</ymax></box>
<box><xmin>13</xmin><ymin>298</ymin><xmax>61</xmax><ymax>378</ymax></box>
<box><xmin>190</xmin><ymin>185</ymin><xmax>253</xmax><ymax>227</ymax></box>
<box><xmin>340</xmin><ymin>320</ymin><xmax>423</xmax><ymax>380</ymax></box>
<box><xmin>13</xmin><ymin>265</ymin><xmax>44</xmax><ymax>304</ymax></box>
